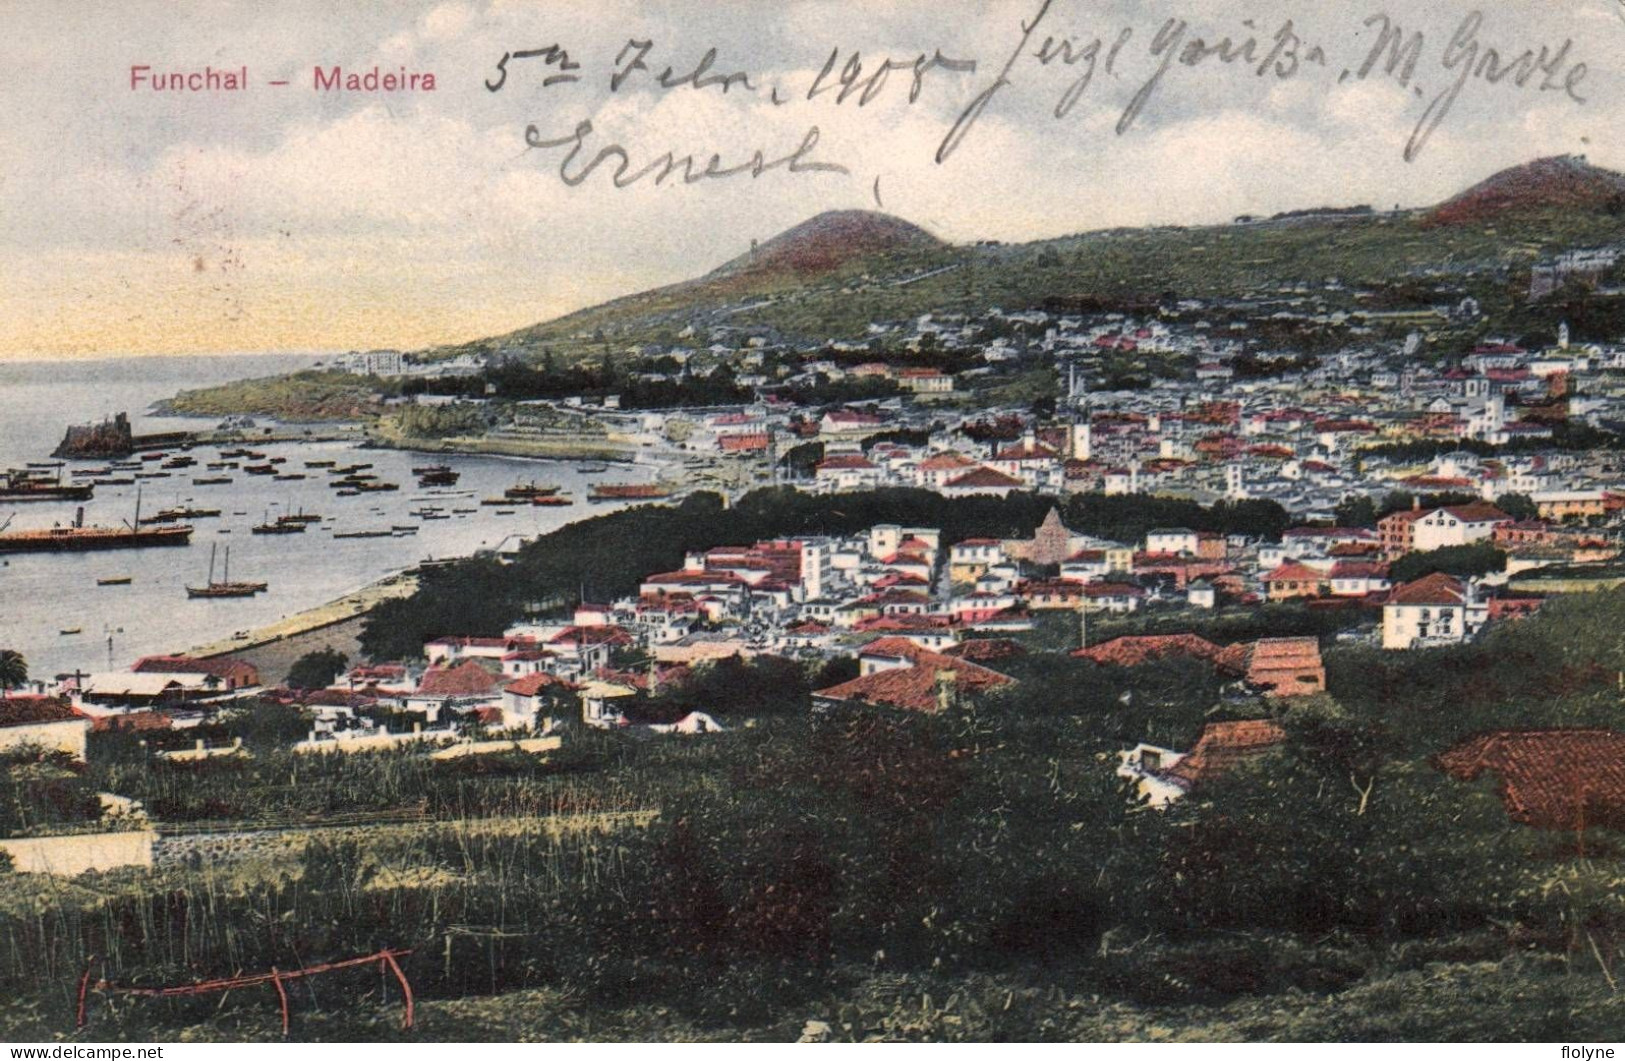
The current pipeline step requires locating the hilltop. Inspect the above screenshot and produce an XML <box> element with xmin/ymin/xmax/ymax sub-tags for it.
<box><xmin>1424</xmin><ymin>154</ymin><xmax>1625</xmax><ymax>227</ymax></box>
<box><xmin>704</xmin><ymin>210</ymin><xmax>942</xmax><ymax>284</ymax></box>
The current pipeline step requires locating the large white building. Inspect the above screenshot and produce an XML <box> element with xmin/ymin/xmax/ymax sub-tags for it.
<box><xmin>1410</xmin><ymin>503</ymin><xmax>1511</xmax><ymax>552</ymax></box>
<box><xmin>1382</xmin><ymin>573</ymin><xmax>1487</xmax><ymax>650</ymax></box>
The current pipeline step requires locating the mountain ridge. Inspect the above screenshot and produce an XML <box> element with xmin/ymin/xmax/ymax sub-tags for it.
<box><xmin>444</xmin><ymin>155</ymin><xmax>1625</xmax><ymax>362</ymax></box>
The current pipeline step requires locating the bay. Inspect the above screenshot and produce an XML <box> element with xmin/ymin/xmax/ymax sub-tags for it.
<box><xmin>0</xmin><ymin>355</ymin><xmax>655</xmax><ymax>679</ymax></box>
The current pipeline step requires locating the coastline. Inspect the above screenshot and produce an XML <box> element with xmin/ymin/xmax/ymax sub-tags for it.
<box><xmin>369</xmin><ymin>433</ymin><xmax>637</xmax><ymax>463</ymax></box>
<box><xmin>188</xmin><ymin>568</ymin><xmax>418</xmax><ymax>661</ymax></box>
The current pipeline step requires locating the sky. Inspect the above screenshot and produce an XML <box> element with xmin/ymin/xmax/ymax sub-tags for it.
<box><xmin>1</xmin><ymin>0</ymin><xmax>1621</xmax><ymax>359</ymax></box>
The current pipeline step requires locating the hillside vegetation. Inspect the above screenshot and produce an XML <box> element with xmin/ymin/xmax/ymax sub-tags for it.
<box><xmin>425</xmin><ymin>156</ymin><xmax>1625</xmax><ymax>366</ymax></box>
<box><xmin>6</xmin><ymin>585</ymin><xmax>1625</xmax><ymax>1041</ymax></box>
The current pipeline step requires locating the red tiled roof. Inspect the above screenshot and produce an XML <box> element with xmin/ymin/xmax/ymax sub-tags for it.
<box><xmin>1263</xmin><ymin>561</ymin><xmax>1324</xmax><ymax>582</ymax></box>
<box><xmin>1165</xmin><ymin>719</ymin><xmax>1287</xmax><ymax>787</ymax></box>
<box><xmin>549</xmin><ymin>625</ymin><xmax>635</xmax><ymax>647</ymax></box>
<box><xmin>816</xmin><ymin>455</ymin><xmax>878</xmax><ymax>471</ymax></box>
<box><xmin>941</xmin><ymin>638</ymin><xmax>1027</xmax><ymax>662</ymax></box>
<box><xmin>920</xmin><ymin>452</ymin><xmax>979</xmax><ymax>472</ymax></box>
<box><xmin>1387</xmin><ymin>572</ymin><xmax>1467</xmax><ymax>606</ymax></box>
<box><xmin>1435</xmin><ymin>730</ymin><xmax>1625</xmax><ymax>831</ymax></box>
<box><xmin>0</xmin><ymin>696</ymin><xmax>82</xmax><ymax>727</ymax></box>
<box><xmin>89</xmin><ymin>709</ymin><xmax>173</xmax><ymax>732</ymax></box>
<box><xmin>504</xmin><ymin>673</ymin><xmax>574</xmax><ymax>697</ymax></box>
<box><xmin>1073</xmin><ymin>633</ymin><xmax>1226</xmax><ymax>667</ymax></box>
<box><xmin>1083</xmin><ymin>582</ymin><xmax>1146</xmax><ymax>598</ymax></box>
<box><xmin>132</xmin><ymin>655</ymin><xmax>257</xmax><ymax>682</ymax></box>
<box><xmin>814</xmin><ymin>658</ymin><xmax>1014</xmax><ymax>713</ymax></box>
<box><xmin>1442</xmin><ymin>502</ymin><xmax>1511</xmax><ymax>525</ymax></box>
<box><xmin>1329</xmin><ymin>560</ymin><xmax>1389</xmax><ymax>579</ymax></box>
<box><xmin>945</xmin><ymin>467</ymin><xmax>1025</xmax><ymax>489</ymax></box>
<box><xmin>416</xmin><ymin>660</ymin><xmax>501</xmax><ymax>697</ymax></box>
<box><xmin>1244</xmin><ymin>637</ymin><xmax>1325</xmax><ymax>694</ymax></box>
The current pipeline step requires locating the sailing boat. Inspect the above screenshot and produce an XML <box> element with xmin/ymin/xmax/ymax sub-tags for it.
<box><xmin>186</xmin><ymin>544</ymin><xmax>268</xmax><ymax>598</ymax></box>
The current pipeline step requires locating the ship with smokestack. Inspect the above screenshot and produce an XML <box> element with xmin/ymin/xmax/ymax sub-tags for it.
<box><xmin>0</xmin><ymin>495</ymin><xmax>194</xmax><ymax>554</ymax></box>
<box><xmin>0</xmin><ymin>468</ymin><xmax>94</xmax><ymax>504</ymax></box>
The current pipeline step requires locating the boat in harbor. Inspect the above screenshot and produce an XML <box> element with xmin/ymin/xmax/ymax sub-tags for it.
<box><xmin>0</xmin><ymin>495</ymin><xmax>193</xmax><ymax>554</ymax></box>
<box><xmin>504</xmin><ymin>481</ymin><xmax>561</xmax><ymax>501</ymax></box>
<box><xmin>186</xmin><ymin>544</ymin><xmax>267</xmax><ymax>598</ymax></box>
<box><xmin>250</xmin><ymin>510</ymin><xmax>305</xmax><ymax>535</ymax></box>
<box><xmin>158</xmin><ymin>506</ymin><xmax>221</xmax><ymax>522</ymax></box>
<box><xmin>587</xmin><ymin>483</ymin><xmax>675</xmax><ymax>503</ymax></box>
<box><xmin>0</xmin><ymin>468</ymin><xmax>95</xmax><ymax>503</ymax></box>
<box><xmin>576</xmin><ymin>462</ymin><xmax>610</xmax><ymax>474</ymax></box>
<box><xmin>333</xmin><ymin>529</ymin><xmax>393</xmax><ymax>539</ymax></box>
<box><xmin>532</xmin><ymin>495</ymin><xmax>574</xmax><ymax>506</ymax></box>
<box><xmin>415</xmin><ymin>465</ymin><xmax>460</xmax><ymax>486</ymax></box>
<box><xmin>276</xmin><ymin>510</ymin><xmax>322</xmax><ymax>525</ymax></box>
<box><xmin>243</xmin><ymin>463</ymin><xmax>277</xmax><ymax>476</ymax></box>
<box><xmin>192</xmin><ymin>476</ymin><xmax>233</xmax><ymax>486</ymax></box>
<box><xmin>60</xmin><ymin>627</ymin><xmax>81</xmax><ymax>636</ymax></box>
<box><xmin>96</xmin><ymin>576</ymin><xmax>132</xmax><ymax>586</ymax></box>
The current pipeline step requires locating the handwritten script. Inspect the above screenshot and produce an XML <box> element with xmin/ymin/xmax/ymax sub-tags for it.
<box><xmin>492</xmin><ymin>4</ymin><xmax>1590</xmax><ymax>193</ymax></box>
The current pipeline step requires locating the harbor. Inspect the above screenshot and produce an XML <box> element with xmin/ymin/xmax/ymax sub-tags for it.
<box><xmin>0</xmin><ymin>357</ymin><xmax>666</xmax><ymax>679</ymax></box>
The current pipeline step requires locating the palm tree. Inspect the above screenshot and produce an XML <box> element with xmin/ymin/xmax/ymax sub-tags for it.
<box><xmin>0</xmin><ymin>650</ymin><xmax>26</xmax><ymax>697</ymax></box>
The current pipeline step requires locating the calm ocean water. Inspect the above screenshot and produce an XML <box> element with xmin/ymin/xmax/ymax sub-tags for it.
<box><xmin>0</xmin><ymin>355</ymin><xmax>652</xmax><ymax>679</ymax></box>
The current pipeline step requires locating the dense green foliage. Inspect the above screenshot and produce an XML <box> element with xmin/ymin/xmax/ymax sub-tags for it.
<box><xmin>1389</xmin><ymin>544</ymin><xmax>1508</xmax><ymax>583</ymax></box>
<box><xmin>5</xmin><ymin>592</ymin><xmax>1625</xmax><ymax>1039</ymax></box>
<box><xmin>0</xmin><ymin>746</ymin><xmax>102</xmax><ymax>838</ymax></box>
<box><xmin>0</xmin><ymin>650</ymin><xmax>27</xmax><ymax>692</ymax></box>
<box><xmin>285</xmin><ymin>649</ymin><xmax>350</xmax><ymax>691</ymax></box>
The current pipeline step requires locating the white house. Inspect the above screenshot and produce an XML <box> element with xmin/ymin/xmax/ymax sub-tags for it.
<box><xmin>0</xmin><ymin>698</ymin><xmax>91</xmax><ymax>759</ymax></box>
<box><xmin>1117</xmin><ymin>744</ymin><xmax>1189</xmax><ymax>808</ymax></box>
<box><xmin>1145</xmin><ymin>528</ymin><xmax>1200</xmax><ymax>556</ymax></box>
<box><xmin>1411</xmin><ymin>504</ymin><xmax>1511</xmax><ymax>552</ymax></box>
<box><xmin>1382</xmin><ymin>573</ymin><xmax>1487</xmax><ymax>650</ymax></box>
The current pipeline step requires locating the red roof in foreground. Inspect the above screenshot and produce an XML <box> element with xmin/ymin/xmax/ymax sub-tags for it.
<box><xmin>945</xmin><ymin>466</ymin><xmax>1026</xmax><ymax>489</ymax></box>
<box><xmin>1073</xmin><ymin>633</ymin><xmax>1226</xmax><ymax>667</ymax></box>
<box><xmin>90</xmin><ymin>710</ymin><xmax>173</xmax><ymax>733</ymax></box>
<box><xmin>816</xmin><ymin>639</ymin><xmax>1015</xmax><ymax>713</ymax></box>
<box><xmin>1435</xmin><ymin>730</ymin><xmax>1625</xmax><ymax>832</ymax></box>
<box><xmin>416</xmin><ymin>660</ymin><xmax>501</xmax><ymax>697</ymax></box>
<box><xmin>0</xmin><ymin>696</ymin><xmax>82</xmax><ymax>728</ymax></box>
<box><xmin>1166</xmin><ymin>719</ymin><xmax>1287</xmax><ymax>787</ymax></box>
<box><xmin>132</xmin><ymin>655</ymin><xmax>257</xmax><ymax>681</ymax></box>
<box><xmin>504</xmin><ymin>673</ymin><xmax>575</xmax><ymax>697</ymax></box>
<box><xmin>942</xmin><ymin>638</ymin><xmax>1028</xmax><ymax>662</ymax></box>
<box><xmin>1387</xmin><ymin>572</ymin><xmax>1468</xmax><ymax>606</ymax></box>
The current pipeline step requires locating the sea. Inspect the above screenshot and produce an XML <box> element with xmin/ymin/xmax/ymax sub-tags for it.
<box><xmin>0</xmin><ymin>354</ymin><xmax>655</xmax><ymax>679</ymax></box>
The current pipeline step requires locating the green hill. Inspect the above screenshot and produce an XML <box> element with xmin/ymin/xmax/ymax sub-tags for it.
<box><xmin>424</xmin><ymin>155</ymin><xmax>1625</xmax><ymax>366</ymax></box>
